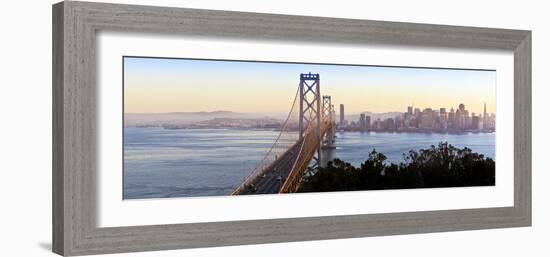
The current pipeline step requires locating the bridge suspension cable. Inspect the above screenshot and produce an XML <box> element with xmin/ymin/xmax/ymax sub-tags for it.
<box><xmin>231</xmin><ymin>84</ymin><xmax>301</xmax><ymax>195</ymax></box>
<box><xmin>232</xmin><ymin>73</ymin><xmax>335</xmax><ymax>195</ymax></box>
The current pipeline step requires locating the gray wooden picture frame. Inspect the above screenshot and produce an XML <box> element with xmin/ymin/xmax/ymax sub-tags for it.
<box><xmin>52</xmin><ymin>1</ymin><xmax>531</xmax><ymax>256</ymax></box>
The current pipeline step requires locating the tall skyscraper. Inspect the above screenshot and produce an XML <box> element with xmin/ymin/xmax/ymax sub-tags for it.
<box><xmin>386</xmin><ymin>118</ymin><xmax>395</xmax><ymax>130</ymax></box>
<box><xmin>339</xmin><ymin>104</ymin><xmax>345</xmax><ymax>124</ymax></box>
<box><xmin>407</xmin><ymin>106</ymin><xmax>413</xmax><ymax>115</ymax></box>
<box><xmin>420</xmin><ymin>108</ymin><xmax>435</xmax><ymax>129</ymax></box>
<box><xmin>359</xmin><ymin>113</ymin><xmax>366</xmax><ymax>130</ymax></box>
<box><xmin>483</xmin><ymin>102</ymin><xmax>487</xmax><ymax>129</ymax></box>
<box><xmin>414</xmin><ymin>108</ymin><xmax>421</xmax><ymax>117</ymax></box>
<box><xmin>365</xmin><ymin>116</ymin><xmax>371</xmax><ymax>130</ymax></box>
<box><xmin>472</xmin><ymin>115</ymin><xmax>481</xmax><ymax>130</ymax></box>
<box><xmin>456</xmin><ymin>108</ymin><xmax>464</xmax><ymax>129</ymax></box>
<box><xmin>439</xmin><ymin>108</ymin><xmax>447</xmax><ymax>120</ymax></box>
<box><xmin>448</xmin><ymin>107</ymin><xmax>455</xmax><ymax>129</ymax></box>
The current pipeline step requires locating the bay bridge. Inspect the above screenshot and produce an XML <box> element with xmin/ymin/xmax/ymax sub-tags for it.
<box><xmin>232</xmin><ymin>73</ymin><xmax>336</xmax><ymax>195</ymax></box>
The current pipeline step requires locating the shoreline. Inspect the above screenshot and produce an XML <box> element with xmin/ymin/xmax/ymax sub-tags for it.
<box><xmin>124</xmin><ymin>126</ymin><xmax>495</xmax><ymax>135</ymax></box>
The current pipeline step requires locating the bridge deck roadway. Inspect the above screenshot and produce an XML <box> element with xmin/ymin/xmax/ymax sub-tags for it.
<box><xmin>239</xmin><ymin>137</ymin><xmax>305</xmax><ymax>195</ymax></box>
<box><xmin>236</xmin><ymin>121</ymin><xmax>332</xmax><ymax>195</ymax></box>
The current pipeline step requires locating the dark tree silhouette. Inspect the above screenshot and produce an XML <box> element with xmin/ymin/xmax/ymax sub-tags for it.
<box><xmin>299</xmin><ymin>142</ymin><xmax>495</xmax><ymax>193</ymax></box>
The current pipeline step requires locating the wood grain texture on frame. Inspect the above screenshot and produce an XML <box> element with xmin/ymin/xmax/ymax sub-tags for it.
<box><xmin>52</xmin><ymin>1</ymin><xmax>531</xmax><ymax>256</ymax></box>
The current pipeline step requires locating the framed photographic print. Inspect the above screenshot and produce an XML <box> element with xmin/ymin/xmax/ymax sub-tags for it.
<box><xmin>52</xmin><ymin>1</ymin><xmax>531</xmax><ymax>256</ymax></box>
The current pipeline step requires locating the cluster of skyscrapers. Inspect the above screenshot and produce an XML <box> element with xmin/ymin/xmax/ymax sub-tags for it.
<box><xmin>338</xmin><ymin>103</ymin><xmax>495</xmax><ymax>133</ymax></box>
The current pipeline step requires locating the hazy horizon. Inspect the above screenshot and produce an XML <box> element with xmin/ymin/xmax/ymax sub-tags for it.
<box><xmin>124</xmin><ymin>57</ymin><xmax>496</xmax><ymax>115</ymax></box>
<box><xmin>124</xmin><ymin>108</ymin><xmax>493</xmax><ymax>115</ymax></box>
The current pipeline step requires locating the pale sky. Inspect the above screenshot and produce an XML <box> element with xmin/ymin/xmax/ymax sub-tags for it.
<box><xmin>124</xmin><ymin>57</ymin><xmax>496</xmax><ymax>115</ymax></box>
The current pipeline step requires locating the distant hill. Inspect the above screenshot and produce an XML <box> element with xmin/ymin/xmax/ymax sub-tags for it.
<box><xmin>171</xmin><ymin>110</ymin><xmax>234</xmax><ymax>115</ymax></box>
<box><xmin>125</xmin><ymin>110</ymin><xmax>405</xmax><ymax>128</ymax></box>
<box><xmin>124</xmin><ymin>111</ymin><xmax>286</xmax><ymax>127</ymax></box>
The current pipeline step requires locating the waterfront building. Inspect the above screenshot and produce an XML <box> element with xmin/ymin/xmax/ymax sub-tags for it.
<box><xmin>385</xmin><ymin>118</ymin><xmax>395</xmax><ymax>130</ymax></box>
<box><xmin>465</xmin><ymin>115</ymin><xmax>472</xmax><ymax>129</ymax></box>
<box><xmin>414</xmin><ymin>108</ymin><xmax>421</xmax><ymax>117</ymax></box>
<box><xmin>448</xmin><ymin>107</ymin><xmax>455</xmax><ymax>129</ymax></box>
<box><xmin>471</xmin><ymin>114</ymin><xmax>481</xmax><ymax>130</ymax></box>
<box><xmin>359</xmin><ymin>113</ymin><xmax>366</xmax><ymax>131</ymax></box>
<box><xmin>483</xmin><ymin>102</ymin><xmax>488</xmax><ymax>129</ymax></box>
<box><xmin>365</xmin><ymin>115</ymin><xmax>371</xmax><ymax>130</ymax></box>
<box><xmin>456</xmin><ymin>108</ymin><xmax>465</xmax><ymax>130</ymax></box>
<box><xmin>339</xmin><ymin>104</ymin><xmax>345</xmax><ymax>125</ymax></box>
<box><xmin>420</xmin><ymin>108</ymin><xmax>435</xmax><ymax>129</ymax></box>
<box><xmin>439</xmin><ymin>108</ymin><xmax>447</xmax><ymax>121</ymax></box>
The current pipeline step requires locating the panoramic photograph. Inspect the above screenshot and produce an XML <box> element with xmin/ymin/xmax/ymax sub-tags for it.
<box><xmin>123</xmin><ymin>56</ymin><xmax>496</xmax><ymax>199</ymax></box>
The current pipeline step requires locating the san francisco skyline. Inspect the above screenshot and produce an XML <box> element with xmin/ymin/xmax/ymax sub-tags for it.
<box><xmin>124</xmin><ymin>57</ymin><xmax>496</xmax><ymax>115</ymax></box>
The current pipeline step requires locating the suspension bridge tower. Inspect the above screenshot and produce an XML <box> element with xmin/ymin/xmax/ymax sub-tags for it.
<box><xmin>299</xmin><ymin>73</ymin><xmax>322</xmax><ymax>168</ymax></box>
<box><xmin>322</xmin><ymin>95</ymin><xmax>336</xmax><ymax>150</ymax></box>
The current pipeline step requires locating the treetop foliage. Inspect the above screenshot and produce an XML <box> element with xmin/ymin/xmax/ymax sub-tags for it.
<box><xmin>299</xmin><ymin>142</ymin><xmax>495</xmax><ymax>193</ymax></box>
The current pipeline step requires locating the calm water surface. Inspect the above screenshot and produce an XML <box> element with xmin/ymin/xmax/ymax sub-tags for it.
<box><xmin>321</xmin><ymin>131</ymin><xmax>495</xmax><ymax>166</ymax></box>
<box><xmin>124</xmin><ymin>128</ymin><xmax>495</xmax><ymax>199</ymax></box>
